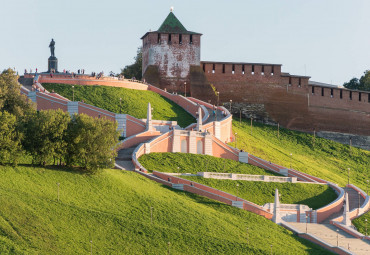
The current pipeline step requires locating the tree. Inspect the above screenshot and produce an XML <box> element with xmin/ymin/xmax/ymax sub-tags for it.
<box><xmin>22</xmin><ymin>109</ymin><xmax>70</xmax><ymax>165</ymax></box>
<box><xmin>0</xmin><ymin>111</ymin><xmax>22</xmax><ymax>165</ymax></box>
<box><xmin>120</xmin><ymin>47</ymin><xmax>142</xmax><ymax>80</ymax></box>
<box><xmin>0</xmin><ymin>68</ymin><xmax>33</xmax><ymax>117</ymax></box>
<box><xmin>66</xmin><ymin>114</ymin><xmax>118</xmax><ymax>172</ymax></box>
<box><xmin>343</xmin><ymin>70</ymin><xmax>370</xmax><ymax>91</ymax></box>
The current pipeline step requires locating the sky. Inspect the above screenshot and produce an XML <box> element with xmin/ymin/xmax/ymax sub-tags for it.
<box><xmin>0</xmin><ymin>0</ymin><xmax>369</xmax><ymax>85</ymax></box>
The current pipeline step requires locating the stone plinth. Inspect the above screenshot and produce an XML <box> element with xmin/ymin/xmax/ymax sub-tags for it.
<box><xmin>48</xmin><ymin>56</ymin><xmax>58</xmax><ymax>73</ymax></box>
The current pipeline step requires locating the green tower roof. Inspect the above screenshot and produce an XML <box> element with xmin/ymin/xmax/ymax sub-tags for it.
<box><xmin>141</xmin><ymin>11</ymin><xmax>201</xmax><ymax>39</ymax></box>
<box><xmin>157</xmin><ymin>12</ymin><xmax>189</xmax><ymax>33</ymax></box>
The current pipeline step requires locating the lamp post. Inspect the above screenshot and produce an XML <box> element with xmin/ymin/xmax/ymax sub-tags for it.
<box><xmin>90</xmin><ymin>240</ymin><xmax>93</xmax><ymax>255</ymax></box>
<box><xmin>168</xmin><ymin>242</ymin><xmax>171</xmax><ymax>255</ymax></box>
<box><xmin>366</xmin><ymin>219</ymin><xmax>368</xmax><ymax>236</ymax></box>
<box><xmin>235</xmin><ymin>132</ymin><xmax>237</xmax><ymax>149</ymax></box>
<box><xmin>215</xmin><ymin>92</ymin><xmax>220</xmax><ymax>121</ymax></box>
<box><xmin>250</xmin><ymin>117</ymin><xmax>253</xmax><ymax>135</ymax></box>
<box><xmin>184</xmin><ymin>82</ymin><xmax>187</xmax><ymax>97</ymax></box>
<box><xmin>336</xmin><ymin>229</ymin><xmax>339</xmax><ymax>246</ymax></box>
<box><xmin>290</xmin><ymin>153</ymin><xmax>292</xmax><ymax>170</ymax></box>
<box><xmin>270</xmin><ymin>244</ymin><xmax>273</xmax><ymax>255</ymax></box>
<box><xmin>229</xmin><ymin>99</ymin><xmax>232</xmax><ymax>112</ymax></box>
<box><xmin>119</xmin><ymin>97</ymin><xmax>122</xmax><ymax>114</ymax></box>
<box><xmin>347</xmin><ymin>168</ymin><xmax>350</xmax><ymax>185</ymax></box>
<box><xmin>72</xmin><ymin>85</ymin><xmax>75</xmax><ymax>101</ymax></box>
<box><xmin>305</xmin><ymin>215</ymin><xmax>308</xmax><ymax>233</ymax></box>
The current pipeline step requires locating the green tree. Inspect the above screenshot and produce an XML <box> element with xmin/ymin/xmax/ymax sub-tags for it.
<box><xmin>120</xmin><ymin>47</ymin><xmax>142</xmax><ymax>80</ymax></box>
<box><xmin>343</xmin><ymin>70</ymin><xmax>370</xmax><ymax>91</ymax></box>
<box><xmin>22</xmin><ymin>110</ymin><xmax>70</xmax><ymax>165</ymax></box>
<box><xmin>0</xmin><ymin>111</ymin><xmax>23</xmax><ymax>165</ymax></box>
<box><xmin>0</xmin><ymin>68</ymin><xmax>33</xmax><ymax>117</ymax></box>
<box><xmin>66</xmin><ymin>114</ymin><xmax>118</xmax><ymax>173</ymax></box>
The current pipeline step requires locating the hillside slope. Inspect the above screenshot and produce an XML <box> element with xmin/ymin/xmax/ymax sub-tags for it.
<box><xmin>42</xmin><ymin>83</ymin><xmax>195</xmax><ymax>127</ymax></box>
<box><xmin>0</xmin><ymin>165</ymin><xmax>330</xmax><ymax>254</ymax></box>
<box><xmin>229</xmin><ymin>119</ymin><xmax>370</xmax><ymax>189</ymax></box>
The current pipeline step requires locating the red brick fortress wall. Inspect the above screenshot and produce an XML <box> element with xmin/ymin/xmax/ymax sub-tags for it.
<box><xmin>197</xmin><ymin>61</ymin><xmax>370</xmax><ymax>136</ymax></box>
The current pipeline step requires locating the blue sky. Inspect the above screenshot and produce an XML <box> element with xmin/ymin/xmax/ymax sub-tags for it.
<box><xmin>1</xmin><ymin>0</ymin><xmax>369</xmax><ymax>85</ymax></box>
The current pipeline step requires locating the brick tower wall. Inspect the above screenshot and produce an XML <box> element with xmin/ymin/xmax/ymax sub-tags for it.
<box><xmin>142</xmin><ymin>32</ymin><xmax>201</xmax><ymax>93</ymax></box>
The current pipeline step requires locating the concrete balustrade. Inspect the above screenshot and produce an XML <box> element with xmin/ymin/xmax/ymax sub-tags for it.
<box><xmin>198</xmin><ymin>172</ymin><xmax>298</xmax><ymax>183</ymax></box>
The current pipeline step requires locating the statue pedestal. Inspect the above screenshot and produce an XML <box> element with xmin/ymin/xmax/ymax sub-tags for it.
<box><xmin>48</xmin><ymin>56</ymin><xmax>58</xmax><ymax>73</ymax></box>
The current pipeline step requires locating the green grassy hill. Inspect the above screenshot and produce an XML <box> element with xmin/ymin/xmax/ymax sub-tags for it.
<box><xmin>228</xmin><ymin>118</ymin><xmax>370</xmax><ymax>234</ymax></box>
<box><xmin>0</xmin><ymin>164</ymin><xmax>331</xmax><ymax>254</ymax></box>
<box><xmin>139</xmin><ymin>153</ymin><xmax>337</xmax><ymax>210</ymax></box>
<box><xmin>229</xmin><ymin>118</ymin><xmax>370</xmax><ymax>189</ymax></box>
<box><xmin>42</xmin><ymin>83</ymin><xmax>195</xmax><ymax>127</ymax></box>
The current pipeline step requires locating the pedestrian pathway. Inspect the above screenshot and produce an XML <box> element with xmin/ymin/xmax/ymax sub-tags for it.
<box><xmin>322</xmin><ymin>186</ymin><xmax>365</xmax><ymax>224</ymax></box>
<box><xmin>289</xmin><ymin>223</ymin><xmax>370</xmax><ymax>254</ymax></box>
<box><xmin>115</xmin><ymin>146</ymin><xmax>136</xmax><ymax>171</ymax></box>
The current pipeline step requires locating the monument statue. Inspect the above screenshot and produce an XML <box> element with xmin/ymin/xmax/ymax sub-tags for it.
<box><xmin>47</xmin><ymin>38</ymin><xmax>58</xmax><ymax>73</ymax></box>
<box><xmin>49</xmin><ymin>39</ymin><xmax>55</xmax><ymax>57</ymax></box>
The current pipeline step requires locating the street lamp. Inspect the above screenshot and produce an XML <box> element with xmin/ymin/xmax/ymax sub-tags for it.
<box><xmin>90</xmin><ymin>240</ymin><xmax>93</xmax><ymax>255</ymax></box>
<box><xmin>215</xmin><ymin>92</ymin><xmax>220</xmax><ymax>121</ymax></box>
<box><xmin>119</xmin><ymin>97</ymin><xmax>122</xmax><ymax>114</ymax></box>
<box><xmin>290</xmin><ymin>153</ymin><xmax>292</xmax><ymax>170</ymax></box>
<box><xmin>235</xmin><ymin>132</ymin><xmax>237</xmax><ymax>149</ymax></box>
<box><xmin>305</xmin><ymin>215</ymin><xmax>308</xmax><ymax>233</ymax></box>
<box><xmin>239</xmin><ymin>108</ymin><xmax>242</xmax><ymax>124</ymax></box>
<box><xmin>366</xmin><ymin>219</ymin><xmax>368</xmax><ymax>236</ymax></box>
<box><xmin>229</xmin><ymin>99</ymin><xmax>232</xmax><ymax>112</ymax></box>
<box><xmin>72</xmin><ymin>85</ymin><xmax>75</xmax><ymax>101</ymax></box>
<box><xmin>336</xmin><ymin>229</ymin><xmax>339</xmax><ymax>246</ymax></box>
<box><xmin>168</xmin><ymin>242</ymin><xmax>171</xmax><ymax>255</ymax></box>
<box><xmin>270</xmin><ymin>244</ymin><xmax>273</xmax><ymax>255</ymax></box>
<box><xmin>184</xmin><ymin>82</ymin><xmax>187</xmax><ymax>97</ymax></box>
<box><xmin>347</xmin><ymin>168</ymin><xmax>350</xmax><ymax>185</ymax></box>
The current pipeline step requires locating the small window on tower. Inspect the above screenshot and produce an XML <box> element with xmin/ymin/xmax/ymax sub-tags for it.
<box><xmin>261</xmin><ymin>66</ymin><xmax>265</xmax><ymax>75</ymax></box>
<box><xmin>232</xmin><ymin>64</ymin><xmax>235</xmax><ymax>74</ymax></box>
<box><xmin>321</xmin><ymin>87</ymin><xmax>324</xmax><ymax>96</ymax></box>
<box><xmin>168</xmin><ymin>34</ymin><xmax>171</xmax><ymax>44</ymax></box>
<box><xmin>359</xmin><ymin>92</ymin><xmax>362</xmax><ymax>101</ymax></box>
<box><xmin>289</xmin><ymin>77</ymin><xmax>292</xmax><ymax>85</ymax></box>
<box><xmin>340</xmin><ymin>89</ymin><xmax>343</xmax><ymax>99</ymax></box>
<box><xmin>299</xmin><ymin>78</ymin><xmax>302</xmax><ymax>87</ymax></box>
<box><xmin>203</xmin><ymin>63</ymin><xmax>205</xmax><ymax>72</ymax></box>
<box><xmin>190</xmin><ymin>34</ymin><xmax>193</xmax><ymax>44</ymax></box>
<box><xmin>251</xmin><ymin>65</ymin><xmax>255</xmax><ymax>75</ymax></box>
<box><xmin>212</xmin><ymin>63</ymin><xmax>215</xmax><ymax>74</ymax></box>
<box><xmin>157</xmin><ymin>34</ymin><xmax>161</xmax><ymax>44</ymax></box>
<box><xmin>330</xmin><ymin>88</ymin><xmax>333</xmax><ymax>98</ymax></box>
<box><xmin>271</xmin><ymin>66</ymin><xmax>274</xmax><ymax>75</ymax></box>
<box><xmin>312</xmin><ymin>86</ymin><xmax>315</xmax><ymax>94</ymax></box>
<box><xmin>179</xmin><ymin>34</ymin><xmax>182</xmax><ymax>44</ymax></box>
<box><xmin>368</xmin><ymin>93</ymin><xmax>370</xmax><ymax>103</ymax></box>
<box><xmin>242</xmin><ymin>65</ymin><xmax>245</xmax><ymax>75</ymax></box>
<box><xmin>222</xmin><ymin>64</ymin><xmax>225</xmax><ymax>73</ymax></box>
<box><xmin>350</xmin><ymin>91</ymin><xmax>352</xmax><ymax>100</ymax></box>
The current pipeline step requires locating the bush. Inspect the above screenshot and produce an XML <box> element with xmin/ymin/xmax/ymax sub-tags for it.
<box><xmin>0</xmin><ymin>111</ymin><xmax>22</xmax><ymax>165</ymax></box>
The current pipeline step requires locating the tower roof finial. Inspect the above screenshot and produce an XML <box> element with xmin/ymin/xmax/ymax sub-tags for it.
<box><xmin>170</xmin><ymin>6</ymin><xmax>174</xmax><ymax>12</ymax></box>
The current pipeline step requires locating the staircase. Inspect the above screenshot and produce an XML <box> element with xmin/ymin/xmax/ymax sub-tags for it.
<box><xmin>115</xmin><ymin>146</ymin><xmax>136</xmax><ymax>171</ymax></box>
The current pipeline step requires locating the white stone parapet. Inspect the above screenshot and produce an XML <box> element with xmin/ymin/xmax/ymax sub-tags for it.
<box><xmin>197</xmin><ymin>172</ymin><xmax>297</xmax><ymax>183</ymax></box>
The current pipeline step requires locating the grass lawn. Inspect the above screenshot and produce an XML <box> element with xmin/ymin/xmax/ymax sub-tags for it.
<box><xmin>0</xmin><ymin>165</ymin><xmax>332</xmax><ymax>254</ymax></box>
<box><xmin>42</xmin><ymin>83</ymin><xmax>195</xmax><ymax>127</ymax></box>
<box><xmin>182</xmin><ymin>177</ymin><xmax>337</xmax><ymax>210</ymax></box>
<box><xmin>229</xmin><ymin>118</ymin><xmax>370</xmax><ymax>189</ymax></box>
<box><xmin>139</xmin><ymin>152</ymin><xmax>280</xmax><ymax>176</ymax></box>
<box><xmin>138</xmin><ymin>152</ymin><xmax>337</xmax><ymax>210</ymax></box>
